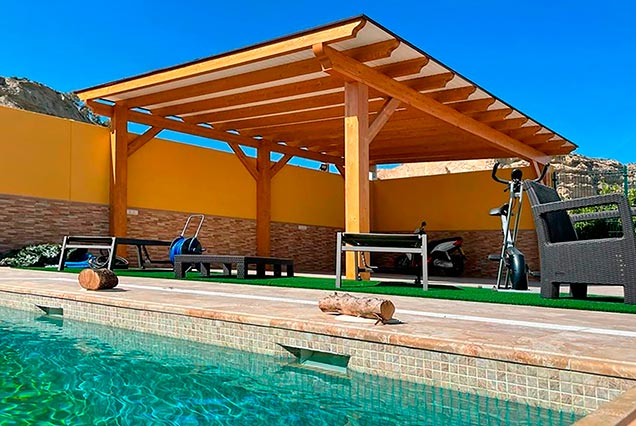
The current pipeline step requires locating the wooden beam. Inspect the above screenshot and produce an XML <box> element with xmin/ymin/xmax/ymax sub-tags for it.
<box><xmin>490</xmin><ymin>117</ymin><xmax>528</xmax><ymax>131</ymax></box>
<box><xmin>427</xmin><ymin>85</ymin><xmax>476</xmax><ymax>103</ymax></box>
<box><xmin>110</xmin><ymin>104</ymin><xmax>128</xmax><ymax>240</ymax></box>
<box><xmin>344</xmin><ymin>81</ymin><xmax>370</xmax><ymax>279</ymax></box>
<box><xmin>506</xmin><ymin>125</ymin><xmax>541</xmax><ymax>140</ymax></box>
<box><xmin>313</xmin><ymin>44</ymin><xmax>550</xmax><ymax>164</ymax></box>
<box><xmin>522</xmin><ymin>133</ymin><xmax>555</xmax><ymax>145</ymax></box>
<box><xmin>367</xmin><ymin>98</ymin><xmax>400</xmax><ymax>144</ymax></box>
<box><xmin>127</xmin><ymin>40</ymin><xmax>400</xmax><ymax>108</ymax></box>
<box><xmin>469</xmin><ymin>108</ymin><xmax>512</xmax><ymax>123</ymax></box>
<box><xmin>76</xmin><ymin>18</ymin><xmax>366</xmax><ymax>101</ymax></box>
<box><xmin>87</xmin><ymin>102</ymin><xmax>345</xmax><ymax>165</ymax></box>
<box><xmin>448</xmin><ymin>98</ymin><xmax>496</xmax><ymax>114</ymax></box>
<box><xmin>228</xmin><ymin>143</ymin><xmax>258</xmax><ymax>180</ymax></box>
<box><xmin>270</xmin><ymin>154</ymin><xmax>292</xmax><ymax>177</ymax></box>
<box><xmin>256</xmin><ymin>146</ymin><xmax>272</xmax><ymax>256</ymax></box>
<box><xmin>127</xmin><ymin>126</ymin><xmax>162</xmax><ymax>156</ymax></box>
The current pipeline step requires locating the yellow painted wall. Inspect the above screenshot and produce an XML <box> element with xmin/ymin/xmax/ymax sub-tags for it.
<box><xmin>371</xmin><ymin>168</ymin><xmax>535</xmax><ymax>232</ymax></box>
<box><xmin>128</xmin><ymin>139</ymin><xmax>257</xmax><ymax>219</ymax></box>
<box><xmin>272</xmin><ymin>166</ymin><xmax>344</xmax><ymax>227</ymax></box>
<box><xmin>0</xmin><ymin>105</ymin><xmax>109</xmax><ymax>203</ymax></box>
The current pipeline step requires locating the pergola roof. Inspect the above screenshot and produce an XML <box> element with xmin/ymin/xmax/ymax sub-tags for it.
<box><xmin>76</xmin><ymin>15</ymin><xmax>576</xmax><ymax>166</ymax></box>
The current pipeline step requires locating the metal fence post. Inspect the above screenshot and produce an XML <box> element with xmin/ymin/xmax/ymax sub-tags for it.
<box><xmin>623</xmin><ymin>165</ymin><xmax>629</xmax><ymax>200</ymax></box>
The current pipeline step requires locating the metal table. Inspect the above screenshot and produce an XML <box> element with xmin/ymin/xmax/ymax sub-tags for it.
<box><xmin>335</xmin><ymin>232</ymin><xmax>428</xmax><ymax>290</ymax></box>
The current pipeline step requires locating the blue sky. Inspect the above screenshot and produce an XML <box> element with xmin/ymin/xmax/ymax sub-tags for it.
<box><xmin>2</xmin><ymin>0</ymin><xmax>635</xmax><ymax>163</ymax></box>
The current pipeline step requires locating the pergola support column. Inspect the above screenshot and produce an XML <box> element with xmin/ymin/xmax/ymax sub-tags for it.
<box><xmin>344</xmin><ymin>81</ymin><xmax>370</xmax><ymax>279</ymax></box>
<box><xmin>256</xmin><ymin>146</ymin><xmax>272</xmax><ymax>256</ymax></box>
<box><xmin>110</xmin><ymin>105</ymin><xmax>128</xmax><ymax>240</ymax></box>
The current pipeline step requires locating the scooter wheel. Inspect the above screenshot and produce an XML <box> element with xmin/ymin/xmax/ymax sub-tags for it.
<box><xmin>444</xmin><ymin>255</ymin><xmax>465</xmax><ymax>277</ymax></box>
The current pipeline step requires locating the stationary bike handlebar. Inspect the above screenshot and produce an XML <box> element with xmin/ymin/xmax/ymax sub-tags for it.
<box><xmin>491</xmin><ymin>161</ymin><xmax>550</xmax><ymax>185</ymax></box>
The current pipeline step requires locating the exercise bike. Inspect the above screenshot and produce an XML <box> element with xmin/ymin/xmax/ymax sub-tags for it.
<box><xmin>488</xmin><ymin>162</ymin><xmax>549</xmax><ymax>290</ymax></box>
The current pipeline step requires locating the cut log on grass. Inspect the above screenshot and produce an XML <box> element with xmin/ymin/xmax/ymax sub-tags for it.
<box><xmin>318</xmin><ymin>292</ymin><xmax>395</xmax><ymax>323</ymax></box>
<box><xmin>78</xmin><ymin>268</ymin><xmax>118</xmax><ymax>290</ymax></box>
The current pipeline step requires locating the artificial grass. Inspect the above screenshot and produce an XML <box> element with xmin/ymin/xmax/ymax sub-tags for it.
<box><xmin>47</xmin><ymin>267</ymin><xmax>636</xmax><ymax>314</ymax></box>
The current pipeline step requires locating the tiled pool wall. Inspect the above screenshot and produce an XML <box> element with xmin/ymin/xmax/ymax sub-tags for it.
<box><xmin>0</xmin><ymin>290</ymin><xmax>633</xmax><ymax>417</ymax></box>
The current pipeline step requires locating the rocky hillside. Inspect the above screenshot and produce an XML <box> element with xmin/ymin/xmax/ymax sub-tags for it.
<box><xmin>0</xmin><ymin>76</ymin><xmax>103</xmax><ymax>125</ymax></box>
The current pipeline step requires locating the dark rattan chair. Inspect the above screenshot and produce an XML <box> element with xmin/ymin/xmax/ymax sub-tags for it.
<box><xmin>523</xmin><ymin>180</ymin><xmax>636</xmax><ymax>304</ymax></box>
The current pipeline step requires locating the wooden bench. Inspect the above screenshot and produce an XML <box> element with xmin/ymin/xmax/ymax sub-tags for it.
<box><xmin>174</xmin><ymin>254</ymin><xmax>294</xmax><ymax>279</ymax></box>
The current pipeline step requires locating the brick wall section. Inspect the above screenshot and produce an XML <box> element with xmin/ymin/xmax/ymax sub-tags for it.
<box><xmin>373</xmin><ymin>229</ymin><xmax>539</xmax><ymax>279</ymax></box>
<box><xmin>270</xmin><ymin>222</ymin><xmax>341</xmax><ymax>272</ymax></box>
<box><xmin>0</xmin><ymin>194</ymin><xmax>109</xmax><ymax>252</ymax></box>
<box><xmin>0</xmin><ymin>194</ymin><xmax>340</xmax><ymax>273</ymax></box>
<box><xmin>0</xmin><ymin>193</ymin><xmax>538</xmax><ymax>278</ymax></box>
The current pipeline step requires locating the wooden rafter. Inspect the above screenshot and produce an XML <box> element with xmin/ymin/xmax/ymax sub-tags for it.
<box><xmin>87</xmin><ymin>101</ymin><xmax>344</xmax><ymax>166</ymax></box>
<box><xmin>522</xmin><ymin>133</ymin><xmax>556</xmax><ymax>145</ymax></box>
<box><xmin>426</xmin><ymin>85</ymin><xmax>476</xmax><ymax>103</ymax></box>
<box><xmin>228</xmin><ymin>143</ymin><xmax>258</xmax><ymax>180</ymax></box>
<box><xmin>490</xmin><ymin>117</ymin><xmax>529</xmax><ymax>131</ymax></box>
<box><xmin>128</xmin><ymin>126</ymin><xmax>162</xmax><ymax>156</ymax></box>
<box><xmin>506</xmin><ymin>125</ymin><xmax>541</xmax><ymax>140</ymax></box>
<box><xmin>312</xmin><ymin>44</ymin><xmax>551</xmax><ymax>164</ymax></box>
<box><xmin>469</xmin><ymin>108</ymin><xmax>512</xmax><ymax>123</ymax></box>
<box><xmin>449</xmin><ymin>98</ymin><xmax>496</xmax><ymax>114</ymax></box>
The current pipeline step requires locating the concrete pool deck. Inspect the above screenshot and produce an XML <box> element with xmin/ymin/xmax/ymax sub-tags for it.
<box><xmin>0</xmin><ymin>267</ymin><xmax>635</xmax><ymax>424</ymax></box>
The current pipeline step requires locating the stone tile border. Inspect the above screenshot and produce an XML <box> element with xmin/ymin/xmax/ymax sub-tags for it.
<box><xmin>0</xmin><ymin>288</ymin><xmax>634</xmax><ymax>420</ymax></box>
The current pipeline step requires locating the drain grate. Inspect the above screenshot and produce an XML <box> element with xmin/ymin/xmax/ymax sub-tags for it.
<box><xmin>280</xmin><ymin>344</ymin><xmax>350</xmax><ymax>374</ymax></box>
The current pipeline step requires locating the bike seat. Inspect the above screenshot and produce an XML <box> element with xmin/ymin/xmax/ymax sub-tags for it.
<box><xmin>489</xmin><ymin>204</ymin><xmax>509</xmax><ymax>216</ymax></box>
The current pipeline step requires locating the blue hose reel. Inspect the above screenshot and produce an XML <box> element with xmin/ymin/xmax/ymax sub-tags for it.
<box><xmin>169</xmin><ymin>215</ymin><xmax>205</xmax><ymax>263</ymax></box>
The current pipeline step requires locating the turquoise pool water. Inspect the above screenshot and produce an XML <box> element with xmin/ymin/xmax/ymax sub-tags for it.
<box><xmin>0</xmin><ymin>306</ymin><xmax>580</xmax><ymax>425</ymax></box>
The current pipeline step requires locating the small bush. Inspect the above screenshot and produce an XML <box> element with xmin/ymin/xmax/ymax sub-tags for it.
<box><xmin>0</xmin><ymin>244</ymin><xmax>61</xmax><ymax>267</ymax></box>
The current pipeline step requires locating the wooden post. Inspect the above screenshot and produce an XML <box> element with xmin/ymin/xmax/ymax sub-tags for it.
<box><xmin>256</xmin><ymin>145</ymin><xmax>272</xmax><ymax>256</ymax></box>
<box><xmin>344</xmin><ymin>81</ymin><xmax>370</xmax><ymax>279</ymax></box>
<box><xmin>110</xmin><ymin>104</ymin><xmax>128</xmax><ymax>244</ymax></box>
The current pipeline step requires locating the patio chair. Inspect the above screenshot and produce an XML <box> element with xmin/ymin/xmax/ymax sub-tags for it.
<box><xmin>523</xmin><ymin>180</ymin><xmax>636</xmax><ymax>304</ymax></box>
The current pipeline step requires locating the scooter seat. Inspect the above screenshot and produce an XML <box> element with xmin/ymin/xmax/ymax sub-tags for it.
<box><xmin>489</xmin><ymin>204</ymin><xmax>509</xmax><ymax>217</ymax></box>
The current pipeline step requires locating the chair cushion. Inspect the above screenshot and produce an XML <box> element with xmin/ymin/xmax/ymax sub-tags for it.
<box><xmin>526</xmin><ymin>181</ymin><xmax>578</xmax><ymax>243</ymax></box>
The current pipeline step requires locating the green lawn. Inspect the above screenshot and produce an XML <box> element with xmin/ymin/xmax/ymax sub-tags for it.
<box><xmin>49</xmin><ymin>267</ymin><xmax>636</xmax><ymax>314</ymax></box>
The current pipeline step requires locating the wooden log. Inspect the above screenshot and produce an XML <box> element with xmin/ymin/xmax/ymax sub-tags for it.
<box><xmin>318</xmin><ymin>292</ymin><xmax>395</xmax><ymax>322</ymax></box>
<box><xmin>78</xmin><ymin>268</ymin><xmax>119</xmax><ymax>290</ymax></box>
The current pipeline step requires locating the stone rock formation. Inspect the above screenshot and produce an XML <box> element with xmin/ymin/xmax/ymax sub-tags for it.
<box><xmin>0</xmin><ymin>76</ymin><xmax>104</xmax><ymax>125</ymax></box>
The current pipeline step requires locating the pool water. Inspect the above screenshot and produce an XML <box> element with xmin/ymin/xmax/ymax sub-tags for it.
<box><xmin>0</xmin><ymin>306</ymin><xmax>580</xmax><ymax>425</ymax></box>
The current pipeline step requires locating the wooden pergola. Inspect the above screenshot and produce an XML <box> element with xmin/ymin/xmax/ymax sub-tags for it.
<box><xmin>76</xmin><ymin>16</ymin><xmax>575</xmax><ymax>278</ymax></box>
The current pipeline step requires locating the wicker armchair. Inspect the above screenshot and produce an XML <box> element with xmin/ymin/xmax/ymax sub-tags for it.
<box><xmin>523</xmin><ymin>180</ymin><xmax>636</xmax><ymax>304</ymax></box>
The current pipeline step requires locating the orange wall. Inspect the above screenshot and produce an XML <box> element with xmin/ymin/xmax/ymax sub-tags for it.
<box><xmin>371</xmin><ymin>168</ymin><xmax>535</xmax><ymax>232</ymax></box>
<box><xmin>0</xmin><ymin>105</ymin><xmax>109</xmax><ymax>203</ymax></box>
<box><xmin>272</xmin><ymin>165</ymin><xmax>344</xmax><ymax>227</ymax></box>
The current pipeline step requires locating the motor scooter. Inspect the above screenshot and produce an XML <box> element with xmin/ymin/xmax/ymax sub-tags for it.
<box><xmin>394</xmin><ymin>221</ymin><xmax>466</xmax><ymax>279</ymax></box>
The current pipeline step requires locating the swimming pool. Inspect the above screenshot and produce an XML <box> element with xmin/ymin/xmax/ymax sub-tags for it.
<box><xmin>0</xmin><ymin>306</ymin><xmax>580</xmax><ymax>425</ymax></box>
